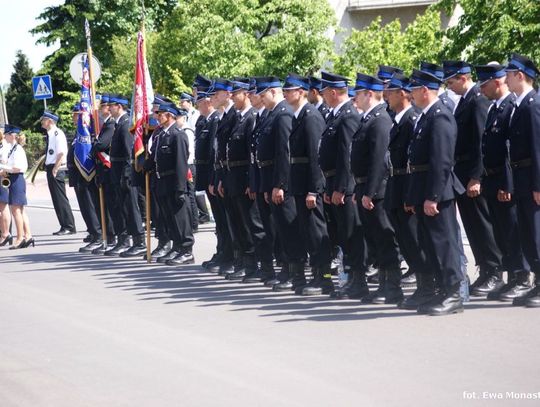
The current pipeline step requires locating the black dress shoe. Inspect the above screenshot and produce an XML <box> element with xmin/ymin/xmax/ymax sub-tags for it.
<box><xmin>425</xmin><ymin>291</ymin><xmax>464</xmax><ymax>316</ymax></box>
<box><xmin>242</xmin><ymin>268</ymin><xmax>262</xmax><ymax>283</ymax></box>
<box><xmin>471</xmin><ymin>275</ymin><xmax>505</xmax><ymax>296</ymax></box>
<box><xmin>53</xmin><ymin>228</ymin><xmax>76</xmax><ymax>236</ymax></box>
<box><xmin>157</xmin><ymin>249</ymin><xmax>181</xmax><ymax>264</ymax></box>
<box><xmin>302</xmin><ymin>268</ymin><xmax>335</xmax><ymax>296</ymax></box>
<box><xmin>144</xmin><ymin>244</ymin><xmax>171</xmax><ymax>261</ymax></box>
<box><xmin>333</xmin><ymin>271</ymin><xmax>369</xmax><ymax>300</ymax></box>
<box><xmin>166</xmin><ymin>252</ymin><xmax>195</xmax><ymax>265</ymax></box>
<box><xmin>120</xmin><ymin>243</ymin><xmax>147</xmax><ymax>258</ymax></box>
<box><xmin>226</xmin><ymin>269</ymin><xmax>246</xmax><ymax>280</ymax></box>
<box><xmin>524</xmin><ymin>286</ymin><xmax>540</xmax><ymax>307</ymax></box>
<box><xmin>79</xmin><ymin>240</ymin><xmax>103</xmax><ymax>253</ymax></box>
<box><xmin>218</xmin><ymin>263</ymin><xmax>235</xmax><ymax>276</ymax></box>
<box><xmin>83</xmin><ymin>234</ymin><xmax>93</xmax><ymax>243</ymax></box>
<box><xmin>499</xmin><ymin>281</ymin><xmax>533</xmax><ymax>302</ymax></box>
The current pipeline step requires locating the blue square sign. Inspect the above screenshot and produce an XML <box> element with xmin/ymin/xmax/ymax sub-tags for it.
<box><xmin>32</xmin><ymin>75</ymin><xmax>53</xmax><ymax>100</ymax></box>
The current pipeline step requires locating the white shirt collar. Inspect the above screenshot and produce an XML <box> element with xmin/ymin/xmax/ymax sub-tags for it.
<box><xmin>224</xmin><ymin>101</ymin><xmax>234</xmax><ymax>114</ymax></box>
<box><xmin>495</xmin><ymin>91</ymin><xmax>511</xmax><ymax>108</ymax></box>
<box><xmin>163</xmin><ymin>122</ymin><xmax>176</xmax><ymax>133</ymax></box>
<box><xmin>394</xmin><ymin>105</ymin><xmax>413</xmax><ymax>125</ymax></box>
<box><xmin>115</xmin><ymin>112</ymin><xmax>127</xmax><ymax>123</ymax></box>
<box><xmin>294</xmin><ymin>101</ymin><xmax>308</xmax><ymax>118</ymax></box>
<box><xmin>462</xmin><ymin>83</ymin><xmax>476</xmax><ymax>100</ymax></box>
<box><xmin>332</xmin><ymin>99</ymin><xmax>349</xmax><ymax>115</ymax></box>
<box><xmin>257</xmin><ymin>107</ymin><xmax>265</xmax><ymax>115</ymax></box>
<box><xmin>422</xmin><ymin>98</ymin><xmax>440</xmax><ymax>115</ymax></box>
<box><xmin>514</xmin><ymin>86</ymin><xmax>534</xmax><ymax>107</ymax></box>
<box><xmin>363</xmin><ymin>101</ymin><xmax>385</xmax><ymax>119</ymax></box>
<box><xmin>315</xmin><ymin>100</ymin><xmax>323</xmax><ymax>109</ymax></box>
<box><xmin>240</xmin><ymin>106</ymin><xmax>251</xmax><ymax>117</ymax></box>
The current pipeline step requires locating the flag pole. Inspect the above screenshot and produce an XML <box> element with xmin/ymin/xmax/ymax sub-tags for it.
<box><xmin>85</xmin><ymin>19</ymin><xmax>108</xmax><ymax>247</ymax></box>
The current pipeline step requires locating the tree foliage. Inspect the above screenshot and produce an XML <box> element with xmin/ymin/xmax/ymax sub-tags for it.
<box><xmin>4</xmin><ymin>51</ymin><xmax>40</xmax><ymax>129</ymax></box>
<box><xmin>152</xmin><ymin>0</ymin><xmax>336</xmax><ymax>94</ymax></box>
<box><xmin>334</xmin><ymin>9</ymin><xmax>443</xmax><ymax>79</ymax></box>
<box><xmin>437</xmin><ymin>0</ymin><xmax>540</xmax><ymax>64</ymax></box>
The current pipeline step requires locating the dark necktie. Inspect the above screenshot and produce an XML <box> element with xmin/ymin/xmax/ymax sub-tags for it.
<box><xmin>486</xmin><ymin>102</ymin><xmax>498</xmax><ymax>127</ymax></box>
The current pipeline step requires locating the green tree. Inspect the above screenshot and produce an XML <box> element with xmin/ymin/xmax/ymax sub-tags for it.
<box><xmin>31</xmin><ymin>0</ymin><xmax>177</xmax><ymax>101</ymax></box>
<box><xmin>437</xmin><ymin>0</ymin><xmax>540</xmax><ymax>64</ymax></box>
<box><xmin>152</xmin><ymin>0</ymin><xmax>336</xmax><ymax>94</ymax></box>
<box><xmin>4</xmin><ymin>51</ymin><xmax>40</xmax><ymax>129</ymax></box>
<box><xmin>334</xmin><ymin>9</ymin><xmax>443</xmax><ymax>79</ymax></box>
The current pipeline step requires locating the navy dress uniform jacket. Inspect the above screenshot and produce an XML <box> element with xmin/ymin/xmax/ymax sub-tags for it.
<box><xmin>508</xmin><ymin>89</ymin><xmax>540</xmax><ymax>197</ymax></box>
<box><xmin>155</xmin><ymin>124</ymin><xmax>189</xmax><ymax>197</ymax></box>
<box><xmin>384</xmin><ymin>106</ymin><xmax>420</xmax><ymax>210</ymax></box>
<box><xmin>110</xmin><ymin>114</ymin><xmax>134</xmax><ymax>186</ymax></box>
<box><xmin>406</xmin><ymin>100</ymin><xmax>465</xmax><ymax>206</ymax></box>
<box><xmin>91</xmin><ymin>116</ymin><xmax>115</xmax><ymax>185</ymax></box>
<box><xmin>481</xmin><ymin>93</ymin><xmax>516</xmax><ymax>197</ymax></box>
<box><xmin>249</xmin><ymin>109</ymin><xmax>269</xmax><ymax>193</ymax></box>
<box><xmin>318</xmin><ymin>100</ymin><xmax>361</xmax><ymax>195</ymax></box>
<box><xmin>453</xmin><ymin>84</ymin><xmax>490</xmax><ymax>184</ymax></box>
<box><xmin>213</xmin><ymin>107</ymin><xmax>237</xmax><ymax>187</ymax></box>
<box><xmin>351</xmin><ymin>103</ymin><xmax>392</xmax><ymax>200</ymax></box>
<box><xmin>194</xmin><ymin>110</ymin><xmax>219</xmax><ymax>191</ymax></box>
<box><xmin>256</xmin><ymin>100</ymin><xmax>294</xmax><ymax>193</ymax></box>
<box><xmin>226</xmin><ymin>107</ymin><xmax>257</xmax><ymax>196</ymax></box>
<box><xmin>289</xmin><ymin>103</ymin><xmax>326</xmax><ymax>195</ymax></box>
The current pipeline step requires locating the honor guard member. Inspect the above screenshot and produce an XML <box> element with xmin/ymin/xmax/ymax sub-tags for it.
<box><xmin>383</xmin><ymin>74</ymin><xmax>432</xmax><ymax>309</ymax></box>
<box><xmin>104</xmin><ymin>94</ymin><xmax>146</xmax><ymax>257</ymax></box>
<box><xmin>255</xmin><ymin>76</ymin><xmax>307</xmax><ymax>291</ymax></box>
<box><xmin>209</xmin><ymin>79</ymin><xmax>237</xmax><ymax>275</ymax></box>
<box><xmin>351</xmin><ymin>73</ymin><xmax>403</xmax><ymax>304</ymax></box>
<box><xmin>377</xmin><ymin>65</ymin><xmax>404</xmax><ymax>119</ymax></box>
<box><xmin>307</xmin><ymin>76</ymin><xmax>331</xmax><ymax>121</ymax></box>
<box><xmin>190</xmin><ymin>76</ymin><xmax>213</xmax><ymax>224</ymax></box>
<box><xmin>40</xmin><ymin>110</ymin><xmax>76</xmax><ymax>235</ymax></box>
<box><xmin>443</xmin><ymin>60</ymin><xmax>504</xmax><ymax>290</ymax></box>
<box><xmin>194</xmin><ymin>91</ymin><xmax>225</xmax><ymax>270</ymax></box>
<box><xmin>222</xmin><ymin>78</ymin><xmax>270</xmax><ymax>282</ymax></box>
<box><xmin>179</xmin><ymin>92</ymin><xmax>200</xmax><ymax>132</ymax></box>
<box><xmin>318</xmin><ymin>71</ymin><xmax>368</xmax><ymax>300</ymax></box>
<box><xmin>420</xmin><ymin>62</ymin><xmax>457</xmax><ymax>112</ymax></box>
<box><xmin>405</xmin><ymin>69</ymin><xmax>466</xmax><ymax>315</ymax></box>
<box><xmin>176</xmin><ymin>108</ymin><xmax>199</xmax><ymax>232</ymax></box>
<box><xmin>247</xmin><ymin>78</ymin><xmax>278</xmax><ymax>283</ymax></box>
<box><xmin>474</xmin><ymin>63</ymin><xmax>531</xmax><ymax>300</ymax></box>
<box><xmin>282</xmin><ymin>73</ymin><xmax>334</xmax><ymax>295</ymax></box>
<box><xmin>144</xmin><ymin>94</ymin><xmax>174</xmax><ymax>261</ymax></box>
<box><xmin>153</xmin><ymin>103</ymin><xmax>195</xmax><ymax>265</ymax></box>
<box><xmin>90</xmin><ymin>93</ymin><xmax>118</xmax><ymax>254</ymax></box>
<box><xmin>69</xmin><ymin>103</ymin><xmax>104</xmax><ymax>253</ymax></box>
<box><xmin>505</xmin><ymin>53</ymin><xmax>540</xmax><ymax>307</ymax></box>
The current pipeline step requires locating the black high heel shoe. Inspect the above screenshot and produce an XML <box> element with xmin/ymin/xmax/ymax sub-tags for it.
<box><xmin>0</xmin><ymin>235</ymin><xmax>13</xmax><ymax>247</ymax></box>
<box><xmin>9</xmin><ymin>239</ymin><xmax>27</xmax><ymax>250</ymax></box>
<box><xmin>22</xmin><ymin>237</ymin><xmax>35</xmax><ymax>248</ymax></box>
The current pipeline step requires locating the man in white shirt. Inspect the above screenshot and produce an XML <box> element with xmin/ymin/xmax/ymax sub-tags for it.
<box><xmin>41</xmin><ymin>110</ymin><xmax>76</xmax><ymax>235</ymax></box>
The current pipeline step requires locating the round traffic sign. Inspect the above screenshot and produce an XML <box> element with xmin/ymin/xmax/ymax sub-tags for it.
<box><xmin>69</xmin><ymin>53</ymin><xmax>102</xmax><ymax>85</ymax></box>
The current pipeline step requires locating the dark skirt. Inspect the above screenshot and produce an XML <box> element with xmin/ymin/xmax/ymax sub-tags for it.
<box><xmin>0</xmin><ymin>177</ymin><xmax>8</xmax><ymax>204</ymax></box>
<box><xmin>8</xmin><ymin>173</ymin><xmax>27</xmax><ymax>206</ymax></box>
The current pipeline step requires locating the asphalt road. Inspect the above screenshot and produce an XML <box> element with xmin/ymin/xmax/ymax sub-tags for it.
<box><xmin>1</xmin><ymin>203</ymin><xmax>539</xmax><ymax>407</ymax></box>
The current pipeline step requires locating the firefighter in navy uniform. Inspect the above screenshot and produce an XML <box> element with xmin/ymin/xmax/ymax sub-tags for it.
<box><xmin>89</xmin><ymin>93</ymin><xmax>117</xmax><ymax>255</ymax></box>
<box><xmin>405</xmin><ymin>69</ymin><xmax>466</xmax><ymax>316</ymax></box>
<box><xmin>307</xmin><ymin>76</ymin><xmax>331</xmax><ymax>121</ymax></box>
<box><xmin>383</xmin><ymin>73</ymin><xmax>432</xmax><ymax>309</ymax></box>
<box><xmin>153</xmin><ymin>103</ymin><xmax>195</xmax><ymax>265</ymax></box>
<box><xmin>143</xmin><ymin>94</ymin><xmax>174</xmax><ymax>261</ymax></box>
<box><xmin>443</xmin><ymin>60</ymin><xmax>504</xmax><ymax>289</ymax></box>
<box><xmin>317</xmin><ymin>71</ymin><xmax>369</xmax><ymax>300</ymax></box>
<box><xmin>222</xmin><ymin>78</ymin><xmax>270</xmax><ymax>282</ymax></box>
<box><xmin>351</xmin><ymin>72</ymin><xmax>403</xmax><ymax>304</ymax></box>
<box><xmin>505</xmin><ymin>53</ymin><xmax>540</xmax><ymax>307</ymax></box>
<box><xmin>247</xmin><ymin>78</ymin><xmax>278</xmax><ymax>284</ymax></box>
<box><xmin>209</xmin><ymin>79</ymin><xmax>237</xmax><ymax>275</ymax></box>
<box><xmin>420</xmin><ymin>62</ymin><xmax>456</xmax><ymax>112</ymax></box>
<box><xmin>282</xmin><ymin>73</ymin><xmax>334</xmax><ymax>296</ymax></box>
<box><xmin>194</xmin><ymin>91</ymin><xmax>224</xmax><ymax>270</ymax></box>
<box><xmin>104</xmin><ymin>94</ymin><xmax>145</xmax><ymax>257</ymax></box>
<box><xmin>471</xmin><ymin>63</ymin><xmax>531</xmax><ymax>300</ymax></box>
<box><xmin>255</xmin><ymin>76</ymin><xmax>307</xmax><ymax>292</ymax></box>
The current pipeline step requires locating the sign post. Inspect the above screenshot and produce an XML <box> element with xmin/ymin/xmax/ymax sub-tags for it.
<box><xmin>32</xmin><ymin>75</ymin><xmax>54</xmax><ymax>109</ymax></box>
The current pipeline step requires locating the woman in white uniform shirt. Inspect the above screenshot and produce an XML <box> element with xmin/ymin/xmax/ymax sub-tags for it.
<box><xmin>0</xmin><ymin>126</ymin><xmax>33</xmax><ymax>249</ymax></box>
<box><xmin>0</xmin><ymin>129</ymin><xmax>12</xmax><ymax>246</ymax></box>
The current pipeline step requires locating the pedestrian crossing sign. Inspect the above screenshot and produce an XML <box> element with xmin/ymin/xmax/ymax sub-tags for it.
<box><xmin>32</xmin><ymin>75</ymin><xmax>53</xmax><ymax>100</ymax></box>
